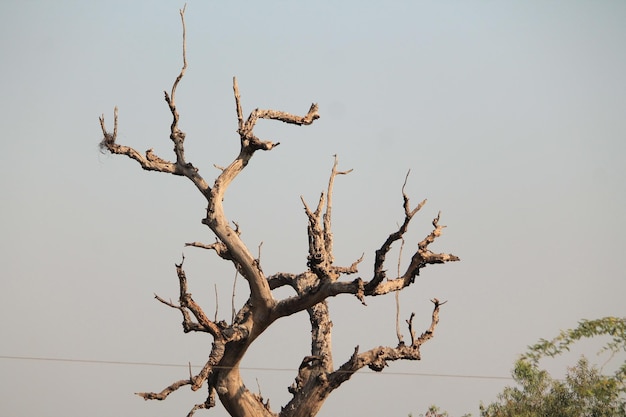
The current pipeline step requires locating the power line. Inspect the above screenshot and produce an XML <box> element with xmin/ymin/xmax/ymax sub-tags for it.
<box><xmin>0</xmin><ymin>355</ymin><xmax>185</xmax><ymax>368</ymax></box>
<box><xmin>0</xmin><ymin>355</ymin><xmax>513</xmax><ymax>380</ymax></box>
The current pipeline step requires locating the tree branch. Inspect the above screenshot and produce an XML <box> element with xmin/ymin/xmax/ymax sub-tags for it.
<box><xmin>241</xmin><ymin>104</ymin><xmax>320</xmax><ymax>140</ymax></box>
<box><xmin>136</xmin><ymin>378</ymin><xmax>193</xmax><ymax>401</ymax></box>
<box><xmin>154</xmin><ymin>293</ymin><xmax>207</xmax><ymax>333</ymax></box>
<box><xmin>366</xmin><ymin>171</ymin><xmax>427</xmax><ymax>292</ymax></box>
<box><xmin>137</xmin><ymin>341</ymin><xmax>225</xmax><ymax>402</ymax></box>
<box><xmin>200</xmin><ymin>80</ymin><xmax>321</xmax><ymax>316</ymax></box>
<box><xmin>156</xmin><ymin>257</ymin><xmax>223</xmax><ymax>337</ymax></box>
<box><xmin>330</xmin><ymin>254</ymin><xmax>363</xmax><ymax>275</ymax></box>
<box><xmin>233</xmin><ymin>77</ymin><xmax>244</xmax><ymax>132</ymax></box>
<box><xmin>274</xmin><ymin>166</ymin><xmax>459</xmax><ymax>320</ymax></box>
<box><xmin>267</xmin><ymin>272</ymin><xmax>298</xmax><ymax>290</ymax></box>
<box><xmin>323</xmin><ymin>156</ymin><xmax>352</xmax><ymax>264</ymax></box>
<box><xmin>99</xmin><ymin>108</ymin><xmax>177</xmax><ymax>174</ymax></box>
<box><xmin>300</xmin><ymin>157</ymin><xmax>352</xmax><ymax>283</ymax></box>
<box><xmin>330</xmin><ymin>298</ymin><xmax>444</xmax><ymax>382</ymax></box>
<box><xmin>164</xmin><ymin>5</ymin><xmax>188</xmax><ymax>167</ymax></box>
<box><xmin>185</xmin><ymin>240</ymin><xmax>233</xmax><ymax>261</ymax></box>
<box><xmin>282</xmin><ymin>299</ymin><xmax>445</xmax><ymax>417</ymax></box>
<box><xmin>98</xmin><ymin>8</ymin><xmax>211</xmax><ymax>200</ymax></box>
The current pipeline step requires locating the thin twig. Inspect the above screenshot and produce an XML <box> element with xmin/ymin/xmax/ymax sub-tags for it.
<box><xmin>256</xmin><ymin>378</ymin><xmax>263</xmax><ymax>399</ymax></box>
<box><xmin>164</xmin><ymin>4</ymin><xmax>189</xmax><ymax>166</ymax></box>
<box><xmin>231</xmin><ymin>270</ymin><xmax>238</xmax><ymax>324</ymax></box>
<box><xmin>407</xmin><ymin>312</ymin><xmax>416</xmax><ymax>346</ymax></box>
<box><xmin>214</xmin><ymin>283</ymin><xmax>219</xmax><ymax>322</ymax></box>
<box><xmin>395</xmin><ymin>235</ymin><xmax>406</xmax><ymax>344</ymax></box>
<box><xmin>169</xmin><ymin>5</ymin><xmax>188</xmax><ymax>108</ymax></box>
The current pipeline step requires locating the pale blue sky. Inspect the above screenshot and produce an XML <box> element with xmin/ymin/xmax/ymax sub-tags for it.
<box><xmin>1</xmin><ymin>1</ymin><xmax>625</xmax><ymax>416</ymax></box>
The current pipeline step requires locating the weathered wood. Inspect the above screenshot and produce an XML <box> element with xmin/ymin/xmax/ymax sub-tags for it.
<box><xmin>98</xmin><ymin>7</ymin><xmax>459</xmax><ymax>417</ymax></box>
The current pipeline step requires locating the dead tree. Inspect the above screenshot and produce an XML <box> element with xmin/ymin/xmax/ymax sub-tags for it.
<box><xmin>98</xmin><ymin>7</ymin><xmax>459</xmax><ymax>417</ymax></box>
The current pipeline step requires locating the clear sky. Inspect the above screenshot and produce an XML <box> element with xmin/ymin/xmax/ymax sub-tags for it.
<box><xmin>1</xmin><ymin>1</ymin><xmax>625</xmax><ymax>416</ymax></box>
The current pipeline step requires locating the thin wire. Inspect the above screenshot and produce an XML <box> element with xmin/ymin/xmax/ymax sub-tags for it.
<box><xmin>0</xmin><ymin>355</ymin><xmax>513</xmax><ymax>380</ymax></box>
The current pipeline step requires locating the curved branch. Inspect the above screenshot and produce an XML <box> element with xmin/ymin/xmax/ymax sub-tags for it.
<box><xmin>137</xmin><ymin>341</ymin><xmax>226</xmax><ymax>403</ymax></box>
<box><xmin>329</xmin><ymin>298</ymin><xmax>444</xmax><ymax>385</ymax></box>
<box><xmin>203</xmin><ymin>91</ymin><xmax>321</xmax><ymax>315</ymax></box>
<box><xmin>267</xmin><ymin>272</ymin><xmax>298</xmax><ymax>290</ymax></box>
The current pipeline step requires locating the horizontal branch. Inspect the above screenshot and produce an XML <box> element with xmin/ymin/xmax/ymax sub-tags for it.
<box><xmin>185</xmin><ymin>241</ymin><xmax>233</xmax><ymax>261</ymax></box>
<box><xmin>271</xmin><ymin>277</ymin><xmax>366</xmax><ymax>319</ymax></box>
<box><xmin>241</xmin><ymin>103</ymin><xmax>320</xmax><ymax>138</ymax></box>
<box><xmin>137</xmin><ymin>378</ymin><xmax>192</xmax><ymax>401</ymax></box>
<box><xmin>234</xmin><ymin>77</ymin><xmax>319</xmax><ymax>153</ymax></box>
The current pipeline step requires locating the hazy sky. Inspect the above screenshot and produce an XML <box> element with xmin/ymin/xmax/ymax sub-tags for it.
<box><xmin>1</xmin><ymin>1</ymin><xmax>625</xmax><ymax>416</ymax></box>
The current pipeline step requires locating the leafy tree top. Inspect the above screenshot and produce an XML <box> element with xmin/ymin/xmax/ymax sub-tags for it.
<box><xmin>480</xmin><ymin>316</ymin><xmax>626</xmax><ymax>417</ymax></box>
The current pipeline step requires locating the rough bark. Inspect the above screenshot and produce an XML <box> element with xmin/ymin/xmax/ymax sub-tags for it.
<box><xmin>98</xmin><ymin>7</ymin><xmax>459</xmax><ymax>417</ymax></box>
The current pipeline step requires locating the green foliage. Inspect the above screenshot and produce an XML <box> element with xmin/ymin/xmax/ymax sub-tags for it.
<box><xmin>418</xmin><ymin>405</ymin><xmax>449</xmax><ymax>417</ymax></box>
<box><xmin>523</xmin><ymin>317</ymin><xmax>626</xmax><ymax>363</ymax></box>
<box><xmin>480</xmin><ymin>317</ymin><xmax>626</xmax><ymax>417</ymax></box>
<box><xmin>414</xmin><ymin>404</ymin><xmax>471</xmax><ymax>417</ymax></box>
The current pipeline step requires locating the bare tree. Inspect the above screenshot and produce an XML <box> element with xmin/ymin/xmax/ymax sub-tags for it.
<box><xmin>98</xmin><ymin>7</ymin><xmax>459</xmax><ymax>417</ymax></box>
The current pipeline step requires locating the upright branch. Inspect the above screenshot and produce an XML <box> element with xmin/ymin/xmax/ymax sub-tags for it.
<box><xmin>98</xmin><ymin>7</ymin><xmax>459</xmax><ymax>417</ymax></box>
<box><xmin>233</xmin><ymin>77</ymin><xmax>244</xmax><ymax>132</ymax></box>
<box><xmin>323</xmin><ymin>156</ymin><xmax>353</xmax><ymax>264</ymax></box>
<box><xmin>165</xmin><ymin>5</ymin><xmax>189</xmax><ymax>167</ymax></box>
